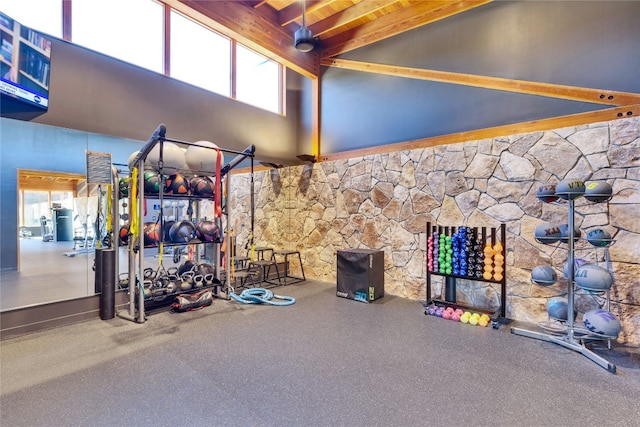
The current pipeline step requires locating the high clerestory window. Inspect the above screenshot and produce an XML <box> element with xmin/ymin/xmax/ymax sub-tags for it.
<box><xmin>0</xmin><ymin>0</ymin><xmax>283</xmax><ymax>114</ymax></box>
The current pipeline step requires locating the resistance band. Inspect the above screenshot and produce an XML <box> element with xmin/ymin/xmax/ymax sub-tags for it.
<box><xmin>214</xmin><ymin>148</ymin><xmax>222</xmax><ymax>218</ymax></box>
<box><xmin>129</xmin><ymin>167</ymin><xmax>139</xmax><ymax>255</ymax></box>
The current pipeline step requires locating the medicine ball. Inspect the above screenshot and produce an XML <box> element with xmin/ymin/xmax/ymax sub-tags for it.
<box><xmin>143</xmin><ymin>170</ymin><xmax>163</xmax><ymax>195</ymax></box>
<box><xmin>190</xmin><ymin>176</ymin><xmax>215</xmax><ymax>198</ymax></box>
<box><xmin>195</xmin><ymin>220</ymin><xmax>220</xmax><ymax>243</ymax></box>
<box><xmin>584</xmin><ymin>181</ymin><xmax>612</xmax><ymax>203</ymax></box>
<box><xmin>163</xmin><ymin>220</ymin><xmax>175</xmax><ymax>243</ymax></box>
<box><xmin>586</xmin><ymin>228</ymin><xmax>612</xmax><ymax>247</ymax></box>
<box><xmin>531</xmin><ymin>265</ymin><xmax>557</xmax><ymax>287</ymax></box>
<box><xmin>559</xmin><ymin>224</ymin><xmax>582</xmax><ymax>244</ymax></box>
<box><xmin>165</xmin><ymin>173</ymin><xmax>190</xmax><ymax>195</ymax></box>
<box><xmin>536</xmin><ymin>184</ymin><xmax>558</xmax><ymax>204</ymax></box>
<box><xmin>547</xmin><ymin>297</ymin><xmax>571</xmax><ymax>321</ymax></box>
<box><xmin>575</xmin><ymin>264</ymin><xmax>613</xmax><ymax>291</ymax></box>
<box><xmin>583</xmin><ymin>309</ymin><xmax>621</xmax><ymax>337</ymax></box>
<box><xmin>562</xmin><ymin>258</ymin><xmax>587</xmax><ymax>279</ymax></box>
<box><xmin>555</xmin><ymin>179</ymin><xmax>585</xmax><ymax>200</ymax></box>
<box><xmin>144</xmin><ymin>222</ymin><xmax>162</xmax><ymax>246</ymax></box>
<box><xmin>534</xmin><ymin>223</ymin><xmax>561</xmax><ymax>244</ymax></box>
<box><xmin>119</xmin><ymin>223</ymin><xmax>130</xmax><ymax>245</ymax></box>
<box><xmin>169</xmin><ymin>220</ymin><xmax>197</xmax><ymax>243</ymax></box>
<box><xmin>119</xmin><ymin>177</ymin><xmax>129</xmax><ymax>198</ymax></box>
<box><xmin>185</xmin><ymin>140</ymin><xmax>221</xmax><ymax>174</ymax></box>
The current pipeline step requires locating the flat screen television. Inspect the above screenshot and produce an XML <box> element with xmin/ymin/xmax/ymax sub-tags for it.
<box><xmin>0</xmin><ymin>11</ymin><xmax>51</xmax><ymax>110</ymax></box>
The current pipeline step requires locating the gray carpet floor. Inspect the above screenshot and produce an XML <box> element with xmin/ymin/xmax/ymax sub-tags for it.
<box><xmin>1</xmin><ymin>281</ymin><xmax>639</xmax><ymax>427</ymax></box>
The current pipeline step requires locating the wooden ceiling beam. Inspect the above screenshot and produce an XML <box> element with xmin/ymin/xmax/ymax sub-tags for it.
<box><xmin>309</xmin><ymin>0</ymin><xmax>393</xmax><ymax>38</ymax></box>
<box><xmin>278</xmin><ymin>0</ymin><xmax>333</xmax><ymax>27</ymax></box>
<box><xmin>321</xmin><ymin>58</ymin><xmax>640</xmax><ymax>106</ymax></box>
<box><xmin>166</xmin><ymin>0</ymin><xmax>319</xmax><ymax>78</ymax></box>
<box><xmin>321</xmin><ymin>0</ymin><xmax>491</xmax><ymax>59</ymax></box>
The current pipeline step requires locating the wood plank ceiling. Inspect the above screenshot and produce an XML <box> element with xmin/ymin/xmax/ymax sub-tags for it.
<box><xmin>170</xmin><ymin>0</ymin><xmax>640</xmax><ymax>159</ymax></box>
<box><xmin>173</xmin><ymin>0</ymin><xmax>491</xmax><ymax>78</ymax></box>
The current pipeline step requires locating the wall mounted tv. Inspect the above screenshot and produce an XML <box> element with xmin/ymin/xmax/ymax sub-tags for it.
<box><xmin>0</xmin><ymin>11</ymin><xmax>51</xmax><ymax>110</ymax></box>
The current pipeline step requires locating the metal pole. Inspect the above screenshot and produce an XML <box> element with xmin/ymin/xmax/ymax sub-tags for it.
<box><xmin>225</xmin><ymin>175</ymin><xmax>232</xmax><ymax>296</ymax></box>
<box><xmin>566</xmin><ymin>199</ymin><xmax>575</xmax><ymax>342</ymax></box>
<box><xmin>111</xmin><ymin>165</ymin><xmax>119</xmax><ymax>298</ymax></box>
<box><xmin>137</xmin><ymin>158</ymin><xmax>145</xmax><ymax>323</ymax></box>
<box><xmin>128</xmin><ymin>170</ymin><xmax>136</xmax><ymax>319</ymax></box>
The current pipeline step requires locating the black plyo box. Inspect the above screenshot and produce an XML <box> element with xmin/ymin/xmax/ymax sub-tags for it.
<box><xmin>336</xmin><ymin>249</ymin><xmax>384</xmax><ymax>303</ymax></box>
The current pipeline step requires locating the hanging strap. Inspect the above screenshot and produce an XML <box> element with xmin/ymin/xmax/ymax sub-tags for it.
<box><xmin>214</xmin><ymin>148</ymin><xmax>223</xmax><ymax>218</ymax></box>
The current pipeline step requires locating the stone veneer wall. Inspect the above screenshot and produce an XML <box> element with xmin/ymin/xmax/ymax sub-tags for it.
<box><xmin>228</xmin><ymin>116</ymin><xmax>640</xmax><ymax>345</ymax></box>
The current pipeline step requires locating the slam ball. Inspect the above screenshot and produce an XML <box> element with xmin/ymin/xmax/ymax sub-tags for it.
<box><xmin>555</xmin><ymin>178</ymin><xmax>585</xmax><ymax>200</ymax></box>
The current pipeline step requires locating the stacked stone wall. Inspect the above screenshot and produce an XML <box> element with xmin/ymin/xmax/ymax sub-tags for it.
<box><xmin>228</xmin><ymin>116</ymin><xmax>640</xmax><ymax>345</ymax></box>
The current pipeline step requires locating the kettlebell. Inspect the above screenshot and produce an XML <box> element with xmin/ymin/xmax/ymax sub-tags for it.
<box><xmin>141</xmin><ymin>279</ymin><xmax>153</xmax><ymax>298</ymax></box>
<box><xmin>152</xmin><ymin>276</ymin><xmax>167</xmax><ymax>296</ymax></box>
<box><xmin>166</xmin><ymin>274</ymin><xmax>179</xmax><ymax>294</ymax></box>
<box><xmin>118</xmin><ymin>273</ymin><xmax>129</xmax><ymax>289</ymax></box>
<box><xmin>204</xmin><ymin>273</ymin><xmax>215</xmax><ymax>287</ymax></box>
<box><xmin>180</xmin><ymin>271</ymin><xmax>194</xmax><ymax>291</ymax></box>
<box><xmin>193</xmin><ymin>274</ymin><xmax>205</xmax><ymax>288</ymax></box>
<box><xmin>144</xmin><ymin>267</ymin><xmax>156</xmax><ymax>280</ymax></box>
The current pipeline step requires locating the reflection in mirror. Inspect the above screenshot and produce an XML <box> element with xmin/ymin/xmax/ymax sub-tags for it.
<box><xmin>0</xmin><ymin>170</ymin><xmax>94</xmax><ymax>310</ymax></box>
<box><xmin>0</xmin><ymin>118</ymin><xmax>145</xmax><ymax>313</ymax></box>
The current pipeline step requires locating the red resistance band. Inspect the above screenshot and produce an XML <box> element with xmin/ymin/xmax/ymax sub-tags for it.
<box><xmin>214</xmin><ymin>148</ymin><xmax>223</xmax><ymax>218</ymax></box>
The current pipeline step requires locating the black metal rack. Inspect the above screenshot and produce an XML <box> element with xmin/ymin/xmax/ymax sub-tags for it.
<box><xmin>425</xmin><ymin>221</ymin><xmax>509</xmax><ymax>328</ymax></box>
<box><xmin>119</xmin><ymin>124</ymin><xmax>255</xmax><ymax>323</ymax></box>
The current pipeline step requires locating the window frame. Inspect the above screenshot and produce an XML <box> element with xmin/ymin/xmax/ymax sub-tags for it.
<box><xmin>60</xmin><ymin>0</ymin><xmax>284</xmax><ymax>114</ymax></box>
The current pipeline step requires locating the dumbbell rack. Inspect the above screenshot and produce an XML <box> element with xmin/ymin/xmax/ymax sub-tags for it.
<box><xmin>424</xmin><ymin>222</ymin><xmax>509</xmax><ymax>328</ymax></box>
<box><xmin>510</xmin><ymin>195</ymin><xmax>617</xmax><ymax>373</ymax></box>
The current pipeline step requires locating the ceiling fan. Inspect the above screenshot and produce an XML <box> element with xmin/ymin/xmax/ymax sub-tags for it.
<box><xmin>294</xmin><ymin>0</ymin><xmax>315</xmax><ymax>52</ymax></box>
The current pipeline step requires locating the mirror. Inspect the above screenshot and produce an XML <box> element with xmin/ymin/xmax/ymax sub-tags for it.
<box><xmin>0</xmin><ymin>118</ymin><xmax>141</xmax><ymax>311</ymax></box>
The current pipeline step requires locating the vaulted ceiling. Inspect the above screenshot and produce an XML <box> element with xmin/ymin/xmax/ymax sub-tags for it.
<box><xmin>167</xmin><ymin>0</ymin><xmax>491</xmax><ymax>78</ymax></box>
